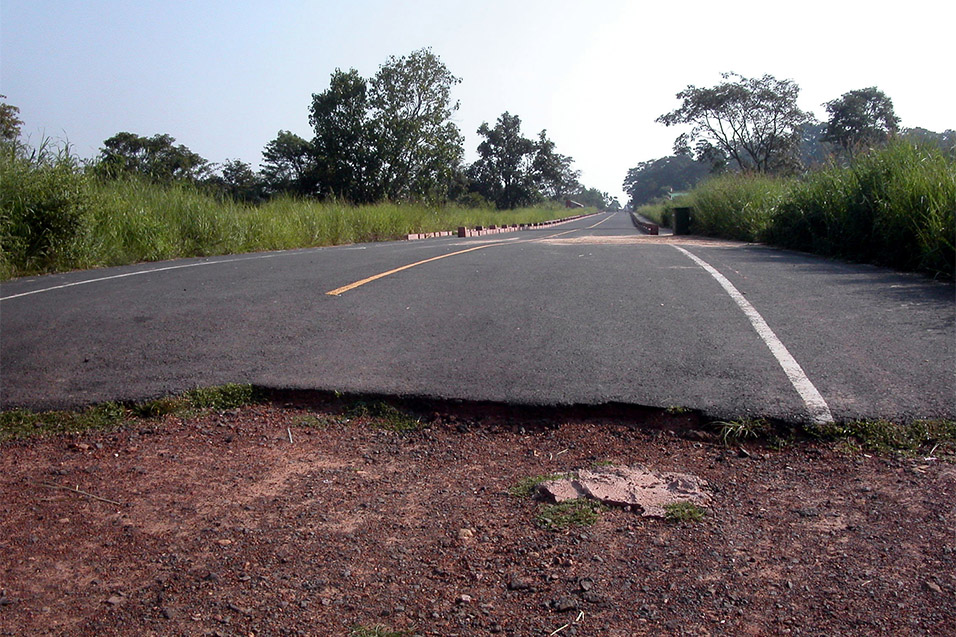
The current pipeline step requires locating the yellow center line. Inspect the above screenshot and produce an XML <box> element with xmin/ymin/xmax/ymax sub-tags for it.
<box><xmin>326</xmin><ymin>243</ymin><xmax>504</xmax><ymax>296</ymax></box>
<box><xmin>325</xmin><ymin>222</ymin><xmax>592</xmax><ymax>296</ymax></box>
<box><xmin>586</xmin><ymin>214</ymin><xmax>613</xmax><ymax>229</ymax></box>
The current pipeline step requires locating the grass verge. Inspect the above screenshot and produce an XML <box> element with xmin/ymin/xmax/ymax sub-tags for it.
<box><xmin>0</xmin><ymin>384</ymin><xmax>264</xmax><ymax>443</ymax></box>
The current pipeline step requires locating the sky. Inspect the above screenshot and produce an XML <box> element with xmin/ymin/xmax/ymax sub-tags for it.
<box><xmin>2</xmin><ymin>0</ymin><xmax>953</xmax><ymax>204</ymax></box>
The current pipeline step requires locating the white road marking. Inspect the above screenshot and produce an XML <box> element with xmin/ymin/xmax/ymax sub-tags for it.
<box><xmin>0</xmin><ymin>253</ymin><xmax>281</xmax><ymax>301</ymax></box>
<box><xmin>673</xmin><ymin>245</ymin><xmax>834</xmax><ymax>425</ymax></box>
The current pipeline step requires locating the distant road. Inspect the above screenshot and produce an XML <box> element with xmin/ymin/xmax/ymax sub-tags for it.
<box><xmin>1</xmin><ymin>211</ymin><xmax>953</xmax><ymax>423</ymax></box>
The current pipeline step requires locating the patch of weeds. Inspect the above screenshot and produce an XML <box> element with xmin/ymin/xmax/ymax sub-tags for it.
<box><xmin>508</xmin><ymin>473</ymin><xmax>570</xmax><ymax>499</ymax></box>
<box><xmin>184</xmin><ymin>384</ymin><xmax>264</xmax><ymax>410</ymax></box>
<box><xmin>293</xmin><ymin>414</ymin><xmax>332</xmax><ymax>430</ymax></box>
<box><xmin>349</xmin><ymin>625</ymin><xmax>415</xmax><ymax>637</ymax></box>
<box><xmin>129</xmin><ymin>396</ymin><xmax>189</xmax><ymax>419</ymax></box>
<box><xmin>592</xmin><ymin>459</ymin><xmax>614</xmax><ymax>467</ymax></box>
<box><xmin>666</xmin><ymin>406</ymin><xmax>692</xmax><ymax>415</ymax></box>
<box><xmin>806</xmin><ymin>419</ymin><xmax>956</xmax><ymax>456</ymax></box>
<box><xmin>347</xmin><ymin>400</ymin><xmax>422</xmax><ymax>433</ymax></box>
<box><xmin>664</xmin><ymin>501</ymin><xmax>707</xmax><ymax>523</ymax></box>
<box><xmin>536</xmin><ymin>500</ymin><xmax>605</xmax><ymax>531</ymax></box>
<box><xmin>716</xmin><ymin>418</ymin><xmax>771</xmax><ymax>445</ymax></box>
<box><xmin>0</xmin><ymin>402</ymin><xmax>128</xmax><ymax>443</ymax></box>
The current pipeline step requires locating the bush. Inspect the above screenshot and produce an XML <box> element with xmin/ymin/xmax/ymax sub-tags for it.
<box><xmin>766</xmin><ymin>142</ymin><xmax>955</xmax><ymax>276</ymax></box>
<box><xmin>0</xmin><ymin>141</ymin><xmax>93</xmax><ymax>277</ymax></box>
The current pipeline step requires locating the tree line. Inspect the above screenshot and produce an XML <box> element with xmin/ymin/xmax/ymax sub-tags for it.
<box><xmin>624</xmin><ymin>72</ymin><xmax>955</xmax><ymax>209</ymax></box>
<box><xmin>88</xmin><ymin>49</ymin><xmax>610</xmax><ymax>210</ymax></box>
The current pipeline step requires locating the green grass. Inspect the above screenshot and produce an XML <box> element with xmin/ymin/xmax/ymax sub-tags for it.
<box><xmin>535</xmin><ymin>499</ymin><xmax>604</xmax><ymax>530</ymax></box>
<box><xmin>0</xmin><ymin>147</ymin><xmax>590</xmax><ymax>280</ymax></box>
<box><xmin>508</xmin><ymin>473</ymin><xmax>570</xmax><ymax>499</ymax></box>
<box><xmin>0</xmin><ymin>384</ymin><xmax>264</xmax><ymax>443</ymax></box>
<box><xmin>716</xmin><ymin>418</ymin><xmax>772</xmax><ymax>445</ymax></box>
<box><xmin>635</xmin><ymin>141</ymin><xmax>954</xmax><ymax>278</ymax></box>
<box><xmin>663</xmin><ymin>501</ymin><xmax>707</xmax><ymax>523</ymax></box>
<box><xmin>346</xmin><ymin>400</ymin><xmax>423</xmax><ymax>433</ymax></box>
<box><xmin>806</xmin><ymin>419</ymin><xmax>956</xmax><ymax>455</ymax></box>
<box><xmin>0</xmin><ymin>402</ymin><xmax>127</xmax><ymax>442</ymax></box>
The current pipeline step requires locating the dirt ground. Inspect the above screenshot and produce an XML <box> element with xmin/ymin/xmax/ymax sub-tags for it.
<box><xmin>1</xmin><ymin>397</ymin><xmax>954</xmax><ymax>636</ymax></box>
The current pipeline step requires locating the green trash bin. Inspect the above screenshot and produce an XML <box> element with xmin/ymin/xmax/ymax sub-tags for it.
<box><xmin>673</xmin><ymin>207</ymin><xmax>692</xmax><ymax>235</ymax></box>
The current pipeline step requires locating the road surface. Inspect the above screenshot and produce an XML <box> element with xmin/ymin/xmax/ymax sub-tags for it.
<box><xmin>1</xmin><ymin>211</ymin><xmax>953</xmax><ymax>423</ymax></box>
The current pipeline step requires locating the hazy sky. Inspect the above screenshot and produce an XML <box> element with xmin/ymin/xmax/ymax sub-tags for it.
<box><xmin>2</xmin><ymin>0</ymin><xmax>953</xmax><ymax>202</ymax></box>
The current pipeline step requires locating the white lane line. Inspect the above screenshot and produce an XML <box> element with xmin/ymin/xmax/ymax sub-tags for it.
<box><xmin>0</xmin><ymin>253</ymin><xmax>281</xmax><ymax>301</ymax></box>
<box><xmin>673</xmin><ymin>245</ymin><xmax>834</xmax><ymax>425</ymax></box>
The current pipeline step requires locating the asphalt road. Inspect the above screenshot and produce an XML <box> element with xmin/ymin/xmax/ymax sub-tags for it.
<box><xmin>1</xmin><ymin>211</ymin><xmax>953</xmax><ymax>423</ymax></box>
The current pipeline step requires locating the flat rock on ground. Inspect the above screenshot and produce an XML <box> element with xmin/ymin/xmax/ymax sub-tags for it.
<box><xmin>537</xmin><ymin>465</ymin><xmax>710</xmax><ymax>517</ymax></box>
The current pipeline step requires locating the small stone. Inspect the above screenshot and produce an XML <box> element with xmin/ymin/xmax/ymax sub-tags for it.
<box><xmin>925</xmin><ymin>581</ymin><xmax>943</xmax><ymax>594</ymax></box>
<box><xmin>552</xmin><ymin>597</ymin><xmax>577</xmax><ymax>612</ymax></box>
<box><xmin>578</xmin><ymin>578</ymin><xmax>594</xmax><ymax>592</ymax></box>
<box><xmin>161</xmin><ymin>607</ymin><xmax>177</xmax><ymax>619</ymax></box>
<box><xmin>507</xmin><ymin>577</ymin><xmax>533</xmax><ymax>591</ymax></box>
<box><xmin>457</xmin><ymin>594</ymin><xmax>473</xmax><ymax>604</ymax></box>
<box><xmin>105</xmin><ymin>595</ymin><xmax>124</xmax><ymax>606</ymax></box>
<box><xmin>457</xmin><ymin>528</ymin><xmax>474</xmax><ymax>540</ymax></box>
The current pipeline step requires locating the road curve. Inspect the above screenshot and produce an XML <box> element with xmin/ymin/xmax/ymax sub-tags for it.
<box><xmin>1</xmin><ymin>211</ymin><xmax>953</xmax><ymax>423</ymax></box>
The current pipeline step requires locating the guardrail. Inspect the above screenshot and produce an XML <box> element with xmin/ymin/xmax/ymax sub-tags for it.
<box><xmin>629</xmin><ymin>211</ymin><xmax>659</xmax><ymax>235</ymax></box>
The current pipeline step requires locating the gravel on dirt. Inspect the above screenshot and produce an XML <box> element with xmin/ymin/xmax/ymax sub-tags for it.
<box><xmin>1</xmin><ymin>399</ymin><xmax>954</xmax><ymax>636</ymax></box>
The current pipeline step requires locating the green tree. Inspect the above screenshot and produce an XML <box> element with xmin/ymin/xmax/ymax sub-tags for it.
<box><xmin>206</xmin><ymin>159</ymin><xmax>264</xmax><ymax>203</ymax></box>
<box><xmin>260</xmin><ymin>130</ymin><xmax>316</xmax><ymax>197</ymax></box>
<box><xmin>309</xmin><ymin>69</ymin><xmax>378</xmax><ymax>202</ymax></box>
<box><xmin>823</xmin><ymin>87</ymin><xmax>900</xmax><ymax>157</ymax></box>
<box><xmin>0</xmin><ymin>95</ymin><xmax>24</xmax><ymax>144</ymax></box>
<box><xmin>622</xmin><ymin>155</ymin><xmax>710</xmax><ymax>208</ymax></box>
<box><xmin>94</xmin><ymin>132</ymin><xmax>211</xmax><ymax>182</ymax></box>
<box><xmin>532</xmin><ymin>130</ymin><xmax>580</xmax><ymax>200</ymax></box>
<box><xmin>657</xmin><ymin>72</ymin><xmax>812</xmax><ymax>173</ymax></box>
<box><xmin>467</xmin><ymin>112</ymin><xmax>539</xmax><ymax>209</ymax></box>
<box><xmin>369</xmin><ymin>48</ymin><xmax>464</xmax><ymax>202</ymax></box>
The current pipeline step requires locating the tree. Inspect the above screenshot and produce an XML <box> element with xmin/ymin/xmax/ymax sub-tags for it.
<box><xmin>467</xmin><ymin>113</ymin><xmax>582</xmax><ymax>210</ymax></box>
<box><xmin>206</xmin><ymin>159</ymin><xmax>264</xmax><ymax>203</ymax></box>
<box><xmin>823</xmin><ymin>87</ymin><xmax>900</xmax><ymax>157</ymax></box>
<box><xmin>570</xmin><ymin>186</ymin><xmax>608</xmax><ymax>209</ymax></box>
<box><xmin>95</xmin><ymin>132</ymin><xmax>211</xmax><ymax>182</ymax></box>
<box><xmin>368</xmin><ymin>48</ymin><xmax>464</xmax><ymax>202</ymax></box>
<box><xmin>309</xmin><ymin>69</ymin><xmax>378</xmax><ymax>202</ymax></box>
<box><xmin>532</xmin><ymin>130</ymin><xmax>580</xmax><ymax>200</ymax></box>
<box><xmin>260</xmin><ymin>130</ymin><xmax>316</xmax><ymax>197</ymax></box>
<box><xmin>307</xmin><ymin>49</ymin><xmax>465</xmax><ymax>203</ymax></box>
<box><xmin>0</xmin><ymin>95</ymin><xmax>24</xmax><ymax>144</ymax></box>
<box><xmin>657</xmin><ymin>72</ymin><xmax>812</xmax><ymax>173</ymax></box>
<box><xmin>622</xmin><ymin>155</ymin><xmax>710</xmax><ymax>208</ymax></box>
<box><xmin>467</xmin><ymin>112</ymin><xmax>539</xmax><ymax>209</ymax></box>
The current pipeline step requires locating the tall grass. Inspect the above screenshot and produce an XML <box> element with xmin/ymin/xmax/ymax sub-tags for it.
<box><xmin>685</xmin><ymin>173</ymin><xmax>792</xmax><ymax>242</ymax></box>
<box><xmin>0</xmin><ymin>151</ymin><xmax>586</xmax><ymax>280</ymax></box>
<box><xmin>640</xmin><ymin>141</ymin><xmax>954</xmax><ymax>278</ymax></box>
<box><xmin>765</xmin><ymin>141</ymin><xmax>955</xmax><ymax>276</ymax></box>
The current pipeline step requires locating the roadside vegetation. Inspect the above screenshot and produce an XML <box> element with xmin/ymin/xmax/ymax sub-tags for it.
<box><xmin>627</xmin><ymin>76</ymin><xmax>954</xmax><ymax>279</ymax></box>
<box><xmin>1</xmin><ymin>48</ymin><xmax>616</xmax><ymax>281</ymax></box>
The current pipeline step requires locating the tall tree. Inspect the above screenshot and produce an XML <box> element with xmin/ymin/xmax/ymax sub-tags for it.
<box><xmin>260</xmin><ymin>130</ymin><xmax>316</xmax><ymax>197</ymax></box>
<box><xmin>309</xmin><ymin>69</ymin><xmax>378</xmax><ymax>202</ymax></box>
<box><xmin>823</xmin><ymin>87</ymin><xmax>900</xmax><ymax>157</ymax></box>
<box><xmin>532</xmin><ymin>130</ymin><xmax>580</xmax><ymax>200</ymax></box>
<box><xmin>657</xmin><ymin>72</ymin><xmax>812</xmax><ymax>173</ymax></box>
<box><xmin>0</xmin><ymin>95</ymin><xmax>24</xmax><ymax>144</ymax></box>
<box><xmin>206</xmin><ymin>159</ymin><xmax>264</xmax><ymax>203</ymax></box>
<box><xmin>368</xmin><ymin>48</ymin><xmax>464</xmax><ymax>202</ymax></box>
<box><xmin>95</xmin><ymin>132</ymin><xmax>210</xmax><ymax>182</ymax></box>
<box><xmin>467</xmin><ymin>112</ymin><xmax>539</xmax><ymax>209</ymax></box>
<box><xmin>622</xmin><ymin>155</ymin><xmax>710</xmax><ymax>208</ymax></box>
